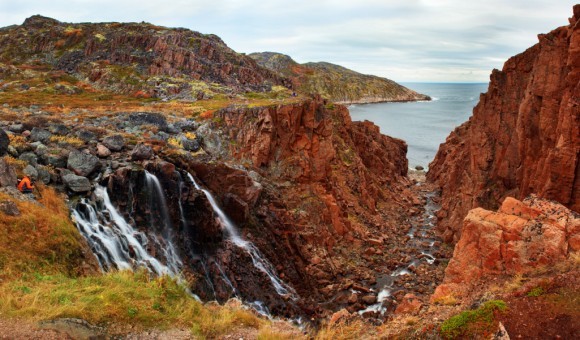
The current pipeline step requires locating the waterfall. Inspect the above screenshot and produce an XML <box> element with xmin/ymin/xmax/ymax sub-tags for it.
<box><xmin>72</xmin><ymin>185</ymin><xmax>175</xmax><ymax>276</ymax></box>
<box><xmin>144</xmin><ymin>171</ymin><xmax>183</xmax><ymax>274</ymax></box>
<box><xmin>186</xmin><ymin>173</ymin><xmax>297</xmax><ymax>299</ymax></box>
<box><xmin>214</xmin><ymin>259</ymin><xmax>238</xmax><ymax>297</ymax></box>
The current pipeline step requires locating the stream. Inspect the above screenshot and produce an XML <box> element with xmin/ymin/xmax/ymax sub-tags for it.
<box><xmin>359</xmin><ymin>184</ymin><xmax>442</xmax><ymax>316</ymax></box>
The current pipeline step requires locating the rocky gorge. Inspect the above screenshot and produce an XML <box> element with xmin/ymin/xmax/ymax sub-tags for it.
<box><xmin>0</xmin><ymin>6</ymin><xmax>578</xmax><ymax>339</ymax></box>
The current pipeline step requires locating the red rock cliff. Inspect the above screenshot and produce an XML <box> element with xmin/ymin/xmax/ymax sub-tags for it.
<box><xmin>428</xmin><ymin>6</ymin><xmax>580</xmax><ymax>243</ymax></box>
<box><xmin>183</xmin><ymin>98</ymin><xmax>417</xmax><ymax>315</ymax></box>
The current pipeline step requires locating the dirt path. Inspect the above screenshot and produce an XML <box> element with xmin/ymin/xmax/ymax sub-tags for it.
<box><xmin>0</xmin><ymin>317</ymin><xmax>304</xmax><ymax>339</ymax></box>
<box><xmin>0</xmin><ymin>318</ymin><xmax>68</xmax><ymax>340</ymax></box>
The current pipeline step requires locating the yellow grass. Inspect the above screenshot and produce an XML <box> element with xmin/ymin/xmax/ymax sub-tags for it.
<box><xmin>0</xmin><ymin>185</ymin><xmax>86</xmax><ymax>279</ymax></box>
<box><xmin>315</xmin><ymin>319</ymin><xmax>374</xmax><ymax>340</ymax></box>
<box><xmin>0</xmin><ymin>185</ymin><xmax>287</xmax><ymax>338</ymax></box>
<box><xmin>0</xmin><ymin>270</ymin><xmax>267</xmax><ymax>338</ymax></box>
<box><xmin>432</xmin><ymin>294</ymin><xmax>458</xmax><ymax>306</ymax></box>
<box><xmin>49</xmin><ymin>135</ymin><xmax>85</xmax><ymax>147</ymax></box>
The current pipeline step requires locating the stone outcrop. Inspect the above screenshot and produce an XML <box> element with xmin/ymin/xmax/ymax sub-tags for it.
<box><xmin>432</xmin><ymin>195</ymin><xmax>579</xmax><ymax>301</ymax></box>
<box><xmin>428</xmin><ymin>6</ymin><xmax>580</xmax><ymax>243</ymax></box>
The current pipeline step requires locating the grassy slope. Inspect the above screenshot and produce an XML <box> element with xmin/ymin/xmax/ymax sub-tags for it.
<box><xmin>0</xmin><ymin>184</ymin><xmax>299</xmax><ymax>338</ymax></box>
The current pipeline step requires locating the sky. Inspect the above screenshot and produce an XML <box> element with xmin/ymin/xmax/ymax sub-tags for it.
<box><xmin>0</xmin><ymin>0</ymin><xmax>576</xmax><ymax>82</ymax></box>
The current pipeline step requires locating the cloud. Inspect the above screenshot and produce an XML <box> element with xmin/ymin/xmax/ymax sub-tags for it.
<box><xmin>0</xmin><ymin>0</ymin><xmax>575</xmax><ymax>82</ymax></box>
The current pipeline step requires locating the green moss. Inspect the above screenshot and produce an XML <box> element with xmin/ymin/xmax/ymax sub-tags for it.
<box><xmin>440</xmin><ymin>300</ymin><xmax>507</xmax><ymax>339</ymax></box>
<box><xmin>527</xmin><ymin>287</ymin><xmax>545</xmax><ymax>297</ymax></box>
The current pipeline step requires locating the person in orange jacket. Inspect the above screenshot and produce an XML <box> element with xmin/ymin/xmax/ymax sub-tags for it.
<box><xmin>17</xmin><ymin>176</ymin><xmax>34</xmax><ymax>193</ymax></box>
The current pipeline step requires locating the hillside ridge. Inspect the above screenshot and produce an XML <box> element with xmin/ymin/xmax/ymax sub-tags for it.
<box><xmin>250</xmin><ymin>51</ymin><xmax>430</xmax><ymax>104</ymax></box>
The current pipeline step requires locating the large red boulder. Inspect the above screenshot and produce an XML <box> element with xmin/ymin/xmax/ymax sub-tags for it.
<box><xmin>432</xmin><ymin>195</ymin><xmax>579</xmax><ymax>301</ymax></box>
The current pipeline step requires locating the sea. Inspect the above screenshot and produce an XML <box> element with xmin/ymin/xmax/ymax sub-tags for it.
<box><xmin>348</xmin><ymin>82</ymin><xmax>489</xmax><ymax>169</ymax></box>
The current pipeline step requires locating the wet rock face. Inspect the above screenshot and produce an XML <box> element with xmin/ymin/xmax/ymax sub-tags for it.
<box><xmin>432</xmin><ymin>195</ymin><xmax>579</xmax><ymax>301</ymax></box>
<box><xmin>428</xmin><ymin>7</ymin><xmax>580</xmax><ymax>243</ymax></box>
<box><xmin>202</xmin><ymin>98</ymin><xmax>415</xmax><ymax>316</ymax></box>
<box><xmin>0</xmin><ymin>129</ymin><xmax>9</xmax><ymax>156</ymax></box>
<box><xmin>101</xmin><ymin>162</ymin><xmax>302</xmax><ymax>316</ymax></box>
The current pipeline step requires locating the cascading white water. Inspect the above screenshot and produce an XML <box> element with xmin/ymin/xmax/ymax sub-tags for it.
<box><xmin>72</xmin><ymin>185</ymin><xmax>175</xmax><ymax>276</ymax></box>
<box><xmin>144</xmin><ymin>171</ymin><xmax>183</xmax><ymax>274</ymax></box>
<box><xmin>187</xmin><ymin>172</ymin><xmax>297</xmax><ymax>299</ymax></box>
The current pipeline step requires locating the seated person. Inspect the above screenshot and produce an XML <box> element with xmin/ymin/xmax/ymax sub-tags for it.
<box><xmin>17</xmin><ymin>175</ymin><xmax>35</xmax><ymax>193</ymax></box>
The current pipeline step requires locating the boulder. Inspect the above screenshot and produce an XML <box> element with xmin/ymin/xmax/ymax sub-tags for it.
<box><xmin>361</xmin><ymin>294</ymin><xmax>377</xmax><ymax>305</ymax></box>
<box><xmin>0</xmin><ymin>200</ymin><xmax>20</xmax><ymax>216</ymax></box>
<box><xmin>127</xmin><ymin>112</ymin><xmax>167</xmax><ymax>131</ymax></box>
<box><xmin>174</xmin><ymin>119</ymin><xmax>198</xmax><ymax>131</ymax></box>
<box><xmin>67</xmin><ymin>150</ymin><xmax>100</xmax><ymax>176</ymax></box>
<box><xmin>44</xmin><ymin>149</ymin><xmax>69</xmax><ymax>168</ymax></box>
<box><xmin>62</xmin><ymin>174</ymin><xmax>91</xmax><ymax>192</ymax></box>
<box><xmin>0</xmin><ymin>128</ymin><xmax>9</xmax><ymax>156</ymax></box>
<box><xmin>96</xmin><ymin>144</ymin><xmax>111</xmax><ymax>158</ymax></box>
<box><xmin>0</xmin><ymin>158</ymin><xmax>17</xmax><ymax>187</ymax></box>
<box><xmin>8</xmin><ymin>124</ymin><xmax>23</xmax><ymax>133</ymax></box>
<box><xmin>75</xmin><ymin>129</ymin><xmax>97</xmax><ymax>143</ymax></box>
<box><xmin>131</xmin><ymin>143</ymin><xmax>153</xmax><ymax>161</ymax></box>
<box><xmin>48</xmin><ymin>124</ymin><xmax>70</xmax><ymax>135</ymax></box>
<box><xmin>179</xmin><ymin>135</ymin><xmax>201</xmax><ymax>152</ymax></box>
<box><xmin>30</xmin><ymin>127</ymin><xmax>52</xmax><ymax>144</ymax></box>
<box><xmin>329</xmin><ymin>309</ymin><xmax>352</xmax><ymax>326</ymax></box>
<box><xmin>432</xmin><ymin>195</ymin><xmax>579</xmax><ymax>301</ymax></box>
<box><xmin>18</xmin><ymin>152</ymin><xmax>38</xmax><ymax>166</ymax></box>
<box><xmin>102</xmin><ymin>134</ymin><xmax>125</xmax><ymax>151</ymax></box>
<box><xmin>7</xmin><ymin>145</ymin><xmax>18</xmax><ymax>157</ymax></box>
<box><xmin>36</xmin><ymin>166</ymin><xmax>51</xmax><ymax>184</ymax></box>
<box><xmin>23</xmin><ymin>165</ymin><xmax>38</xmax><ymax>179</ymax></box>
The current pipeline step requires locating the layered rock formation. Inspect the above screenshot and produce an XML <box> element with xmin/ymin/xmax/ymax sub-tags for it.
<box><xmin>428</xmin><ymin>6</ymin><xmax>580</xmax><ymax>243</ymax></box>
<box><xmin>249</xmin><ymin>52</ymin><xmax>429</xmax><ymax>104</ymax></box>
<box><xmin>0</xmin><ymin>15</ymin><xmax>286</xmax><ymax>99</ymax></box>
<box><xmin>432</xmin><ymin>195</ymin><xmax>579</xmax><ymax>301</ymax></box>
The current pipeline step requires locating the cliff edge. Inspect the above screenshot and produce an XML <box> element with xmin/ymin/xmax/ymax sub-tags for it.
<box><xmin>428</xmin><ymin>6</ymin><xmax>580</xmax><ymax>243</ymax></box>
